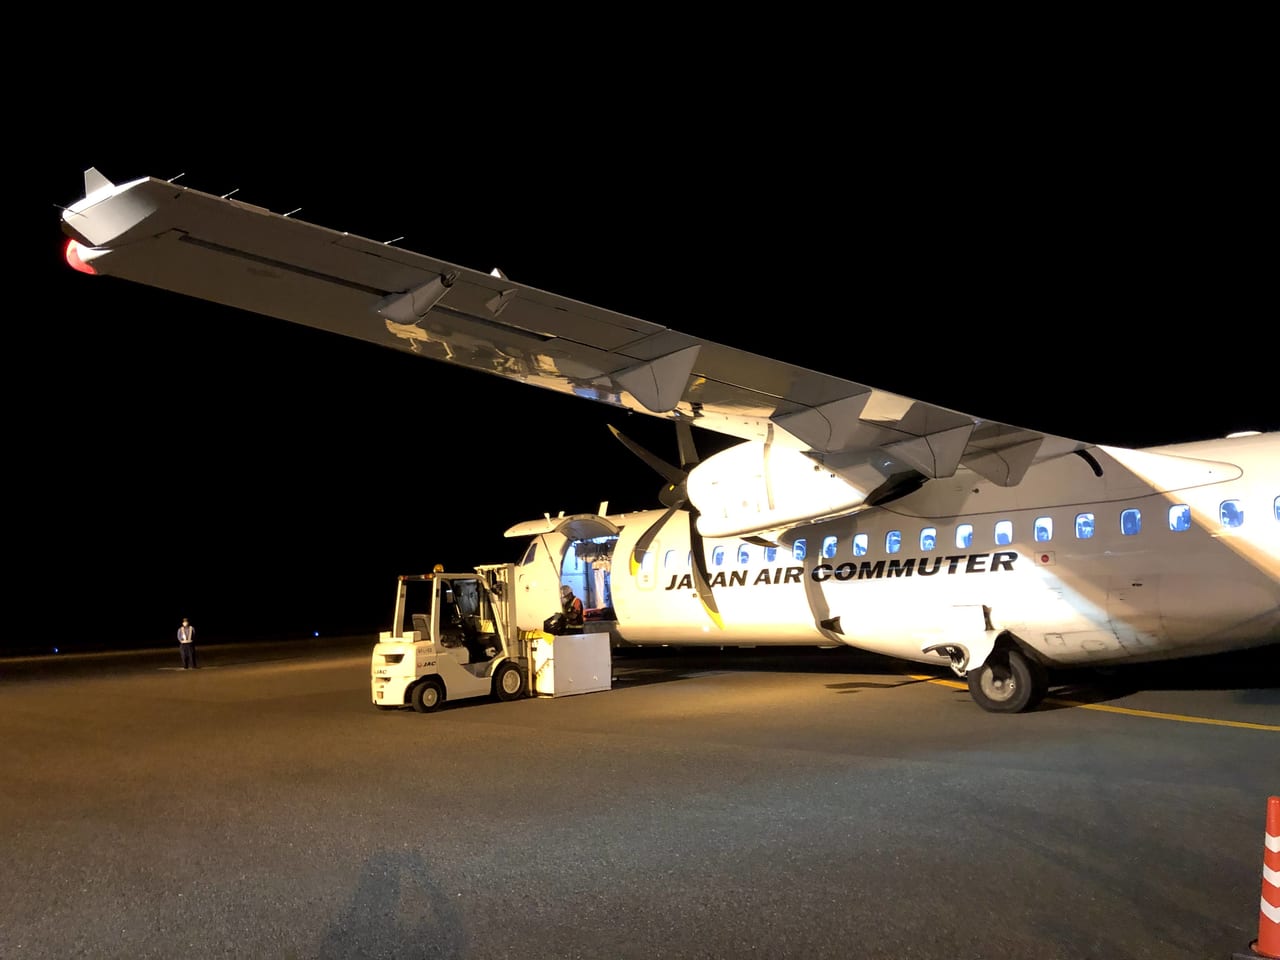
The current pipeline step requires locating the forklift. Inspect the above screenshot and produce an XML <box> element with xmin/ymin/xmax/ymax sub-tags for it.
<box><xmin>370</xmin><ymin>564</ymin><xmax>530</xmax><ymax>712</ymax></box>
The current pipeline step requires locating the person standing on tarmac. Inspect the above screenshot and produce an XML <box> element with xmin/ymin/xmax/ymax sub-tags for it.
<box><xmin>177</xmin><ymin>617</ymin><xmax>198</xmax><ymax>669</ymax></box>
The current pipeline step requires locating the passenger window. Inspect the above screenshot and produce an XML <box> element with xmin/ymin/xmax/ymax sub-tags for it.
<box><xmin>886</xmin><ymin>530</ymin><xmax>901</xmax><ymax>554</ymax></box>
<box><xmin>1169</xmin><ymin>504</ymin><xmax>1191</xmax><ymax>532</ymax></box>
<box><xmin>1220</xmin><ymin>500</ymin><xmax>1244</xmax><ymax>528</ymax></box>
<box><xmin>712</xmin><ymin>546</ymin><xmax>726</xmax><ymax>566</ymax></box>
<box><xmin>852</xmin><ymin>534</ymin><xmax>868</xmax><ymax>557</ymax></box>
<box><xmin>920</xmin><ymin>527</ymin><xmax>937</xmax><ymax>551</ymax></box>
<box><xmin>1034</xmin><ymin>517</ymin><xmax>1053</xmax><ymax>542</ymax></box>
<box><xmin>738</xmin><ymin>544</ymin><xmax>751</xmax><ymax>564</ymax></box>
<box><xmin>664</xmin><ymin>549</ymin><xmax>678</xmax><ymax>569</ymax></box>
<box><xmin>956</xmin><ymin>524</ymin><xmax>973</xmax><ymax>549</ymax></box>
<box><xmin>764</xmin><ymin>546</ymin><xmax>777</xmax><ymax>563</ymax></box>
<box><xmin>821</xmin><ymin>536</ymin><xmax>838</xmax><ymax>559</ymax></box>
<box><xmin>794</xmin><ymin>539</ymin><xmax>807</xmax><ymax>561</ymax></box>
<box><xmin>994</xmin><ymin>520</ymin><xmax>1012</xmax><ymax>545</ymax></box>
<box><xmin>1121</xmin><ymin>508</ymin><xmax>1141</xmax><ymax>536</ymax></box>
<box><xmin>1274</xmin><ymin>496</ymin><xmax>1279</xmax><ymax>521</ymax></box>
<box><xmin>1075</xmin><ymin>513</ymin><xmax>1095</xmax><ymax>539</ymax></box>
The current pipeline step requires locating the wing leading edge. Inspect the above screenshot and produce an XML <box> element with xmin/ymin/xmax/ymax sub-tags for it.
<box><xmin>61</xmin><ymin>168</ymin><xmax>1089</xmax><ymax>531</ymax></box>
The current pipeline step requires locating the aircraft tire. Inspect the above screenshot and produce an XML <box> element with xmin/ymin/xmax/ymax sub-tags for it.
<box><xmin>966</xmin><ymin>646</ymin><xmax>1041</xmax><ymax>713</ymax></box>
<box><xmin>493</xmin><ymin>661</ymin><xmax>525</xmax><ymax>702</ymax></box>
<box><xmin>412</xmin><ymin>678</ymin><xmax>444</xmax><ymax>713</ymax></box>
<box><xmin>1025</xmin><ymin>657</ymin><xmax>1050</xmax><ymax>710</ymax></box>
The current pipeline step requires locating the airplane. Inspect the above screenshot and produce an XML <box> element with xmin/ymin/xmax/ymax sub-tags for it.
<box><xmin>59</xmin><ymin>167</ymin><xmax>1279</xmax><ymax>712</ymax></box>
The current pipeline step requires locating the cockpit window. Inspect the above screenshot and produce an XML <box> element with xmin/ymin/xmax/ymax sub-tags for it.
<box><xmin>1075</xmin><ymin>513</ymin><xmax>1095</xmax><ymax>539</ymax></box>
<box><xmin>520</xmin><ymin>540</ymin><xmax>538</xmax><ymax>565</ymax></box>
<box><xmin>1169</xmin><ymin>504</ymin><xmax>1191</xmax><ymax>532</ymax></box>
<box><xmin>1220</xmin><ymin>500</ymin><xmax>1244</xmax><ymax>528</ymax></box>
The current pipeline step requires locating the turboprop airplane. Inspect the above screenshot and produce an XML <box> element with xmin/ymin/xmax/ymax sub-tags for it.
<box><xmin>59</xmin><ymin>167</ymin><xmax>1279</xmax><ymax>712</ymax></box>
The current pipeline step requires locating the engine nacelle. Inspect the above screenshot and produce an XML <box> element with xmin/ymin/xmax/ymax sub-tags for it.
<box><xmin>687</xmin><ymin>442</ymin><xmax>868</xmax><ymax>538</ymax></box>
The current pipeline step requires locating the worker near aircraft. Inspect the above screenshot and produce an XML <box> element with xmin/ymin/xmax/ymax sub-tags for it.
<box><xmin>176</xmin><ymin>617</ymin><xmax>198</xmax><ymax>669</ymax></box>
<box><xmin>559</xmin><ymin>584</ymin><xmax>584</xmax><ymax>633</ymax></box>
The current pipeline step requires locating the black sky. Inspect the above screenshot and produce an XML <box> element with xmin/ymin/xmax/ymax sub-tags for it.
<box><xmin>15</xmin><ymin>67</ymin><xmax>1274</xmax><ymax>655</ymax></box>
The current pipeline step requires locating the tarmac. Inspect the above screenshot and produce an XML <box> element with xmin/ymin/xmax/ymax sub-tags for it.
<box><xmin>1</xmin><ymin>637</ymin><xmax>1276</xmax><ymax>959</ymax></box>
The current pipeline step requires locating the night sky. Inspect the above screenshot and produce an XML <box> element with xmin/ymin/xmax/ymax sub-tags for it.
<box><xmin>14</xmin><ymin>77</ymin><xmax>1274</xmax><ymax>657</ymax></box>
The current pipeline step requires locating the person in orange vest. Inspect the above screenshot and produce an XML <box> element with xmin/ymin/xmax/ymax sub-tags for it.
<box><xmin>559</xmin><ymin>585</ymin><xmax>584</xmax><ymax>632</ymax></box>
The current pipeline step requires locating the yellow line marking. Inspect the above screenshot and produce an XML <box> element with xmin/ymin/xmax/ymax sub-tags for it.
<box><xmin>1045</xmin><ymin>701</ymin><xmax>1280</xmax><ymax>730</ymax></box>
<box><xmin>911</xmin><ymin>674</ymin><xmax>966</xmax><ymax>690</ymax></box>
<box><xmin>907</xmin><ymin>675</ymin><xmax>1280</xmax><ymax>731</ymax></box>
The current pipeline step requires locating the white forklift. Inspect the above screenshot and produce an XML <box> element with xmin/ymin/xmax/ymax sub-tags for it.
<box><xmin>370</xmin><ymin>564</ymin><xmax>530</xmax><ymax>712</ymax></box>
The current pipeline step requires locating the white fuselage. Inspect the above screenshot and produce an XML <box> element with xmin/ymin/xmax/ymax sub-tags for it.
<box><xmin>515</xmin><ymin>433</ymin><xmax>1279</xmax><ymax>669</ymax></box>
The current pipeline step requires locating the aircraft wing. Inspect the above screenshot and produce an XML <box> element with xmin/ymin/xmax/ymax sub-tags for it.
<box><xmin>61</xmin><ymin>168</ymin><xmax>1088</xmax><ymax>515</ymax></box>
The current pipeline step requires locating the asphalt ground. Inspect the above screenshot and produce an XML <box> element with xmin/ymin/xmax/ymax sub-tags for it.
<box><xmin>1</xmin><ymin>639</ymin><xmax>1277</xmax><ymax>960</ymax></box>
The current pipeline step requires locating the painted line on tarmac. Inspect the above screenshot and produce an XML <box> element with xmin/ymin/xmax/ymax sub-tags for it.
<box><xmin>908</xmin><ymin>675</ymin><xmax>1280</xmax><ymax>731</ymax></box>
<box><xmin>1042</xmin><ymin>700</ymin><xmax>1280</xmax><ymax>730</ymax></box>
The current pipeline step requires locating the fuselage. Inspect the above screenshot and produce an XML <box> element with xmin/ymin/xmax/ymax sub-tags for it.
<box><xmin>514</xmin><ymin>433</ymin><xmax>1279</xmax><ymax>669</ymax></box>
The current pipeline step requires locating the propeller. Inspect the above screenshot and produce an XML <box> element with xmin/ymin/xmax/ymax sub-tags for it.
<box><xmin>608</xmin><ymin>423</ymin><xmax>724</xmax><ymax>629</ymax></box>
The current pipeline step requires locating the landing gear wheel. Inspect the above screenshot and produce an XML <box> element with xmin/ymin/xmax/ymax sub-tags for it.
<box><xmin>1025</xmin><ymin>658</ymin><xmax>1050</xmax><ymax>710</ymax></box>
<box><xmin>967</xmin><ymin>647</ymin><xmax>1043</xmax><ymax>713</ymax></box>
<box><xmin>493</xmin><ymin>661</ymin><xmax>525</xmax><ymax>702</ymax></box>
<box><xmin>412</xmin><ymin>678</ymin><xmax>444</xmax><ymax>713</ymax></box>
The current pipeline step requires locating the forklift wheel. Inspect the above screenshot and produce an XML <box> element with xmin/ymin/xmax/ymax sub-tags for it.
<box><xmin>412</xmin><ymin>679</ymin><xmax>444</xmax><ymax>713</ymax></box>
<box><xmin>493</xmin><ymin>662</ymin><xmax>524</xmax><ymax>702</ymax></box>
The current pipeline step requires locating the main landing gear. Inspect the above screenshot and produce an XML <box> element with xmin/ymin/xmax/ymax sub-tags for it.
<box><xmin>966</xmin><ymin>644</ymin><xmax>1048</xmax><ymax>713</ymax></box>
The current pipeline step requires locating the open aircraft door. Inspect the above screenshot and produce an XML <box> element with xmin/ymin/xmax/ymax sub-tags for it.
<box><xmin>506</xmin><ymin>513</ymin><xmax>622</xmax><ymax>633</ymax></box>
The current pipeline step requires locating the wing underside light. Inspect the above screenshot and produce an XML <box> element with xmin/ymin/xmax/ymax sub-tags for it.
<box><xmin>60</xmin><ymin>168</ymin><xmax>1091</xmax><ymax>536</ymax></box>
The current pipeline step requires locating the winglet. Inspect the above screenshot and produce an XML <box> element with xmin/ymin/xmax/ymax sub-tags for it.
<box><xmin>83</xmin><ymin>167</ymin><xmax>114</xmax><ymax>198</ymax></box>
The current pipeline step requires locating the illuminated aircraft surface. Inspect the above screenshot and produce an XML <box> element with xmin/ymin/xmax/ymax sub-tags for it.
<box><xmin>61</xmin><ymin>168</ymin><xmax>1278</xmax><ymax>712</ymax></box>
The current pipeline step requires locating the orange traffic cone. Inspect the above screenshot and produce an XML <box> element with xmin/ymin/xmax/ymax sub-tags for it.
<box><xmin>1238</xmin><ymin>796</ymin><xmax>1280</xmax><ymax>959</ymax></box>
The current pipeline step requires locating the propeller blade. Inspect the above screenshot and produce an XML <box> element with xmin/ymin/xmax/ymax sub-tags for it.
<box><xmin>630</xmin><ymin>504</ymin><xmax>680</xmax><ymax>576</ymax></box>
<box><xmin>687</xmin><ymin>511</ymin><xmax>723</xmax><ymax>630</ymax></box>
<box><xmin>608</xmin><ymin>425</ymin><xmax>684</xmax><ymax>485</ymax></box>
<box><xmin>607</xmin><ymin>422</ymin><xmax>720</xmax><ymax>626</ymax></box>
<box><xmin>675</xmin><ymin>420</ymin><xmax>700</xmax><ymax>470</ymax></box>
